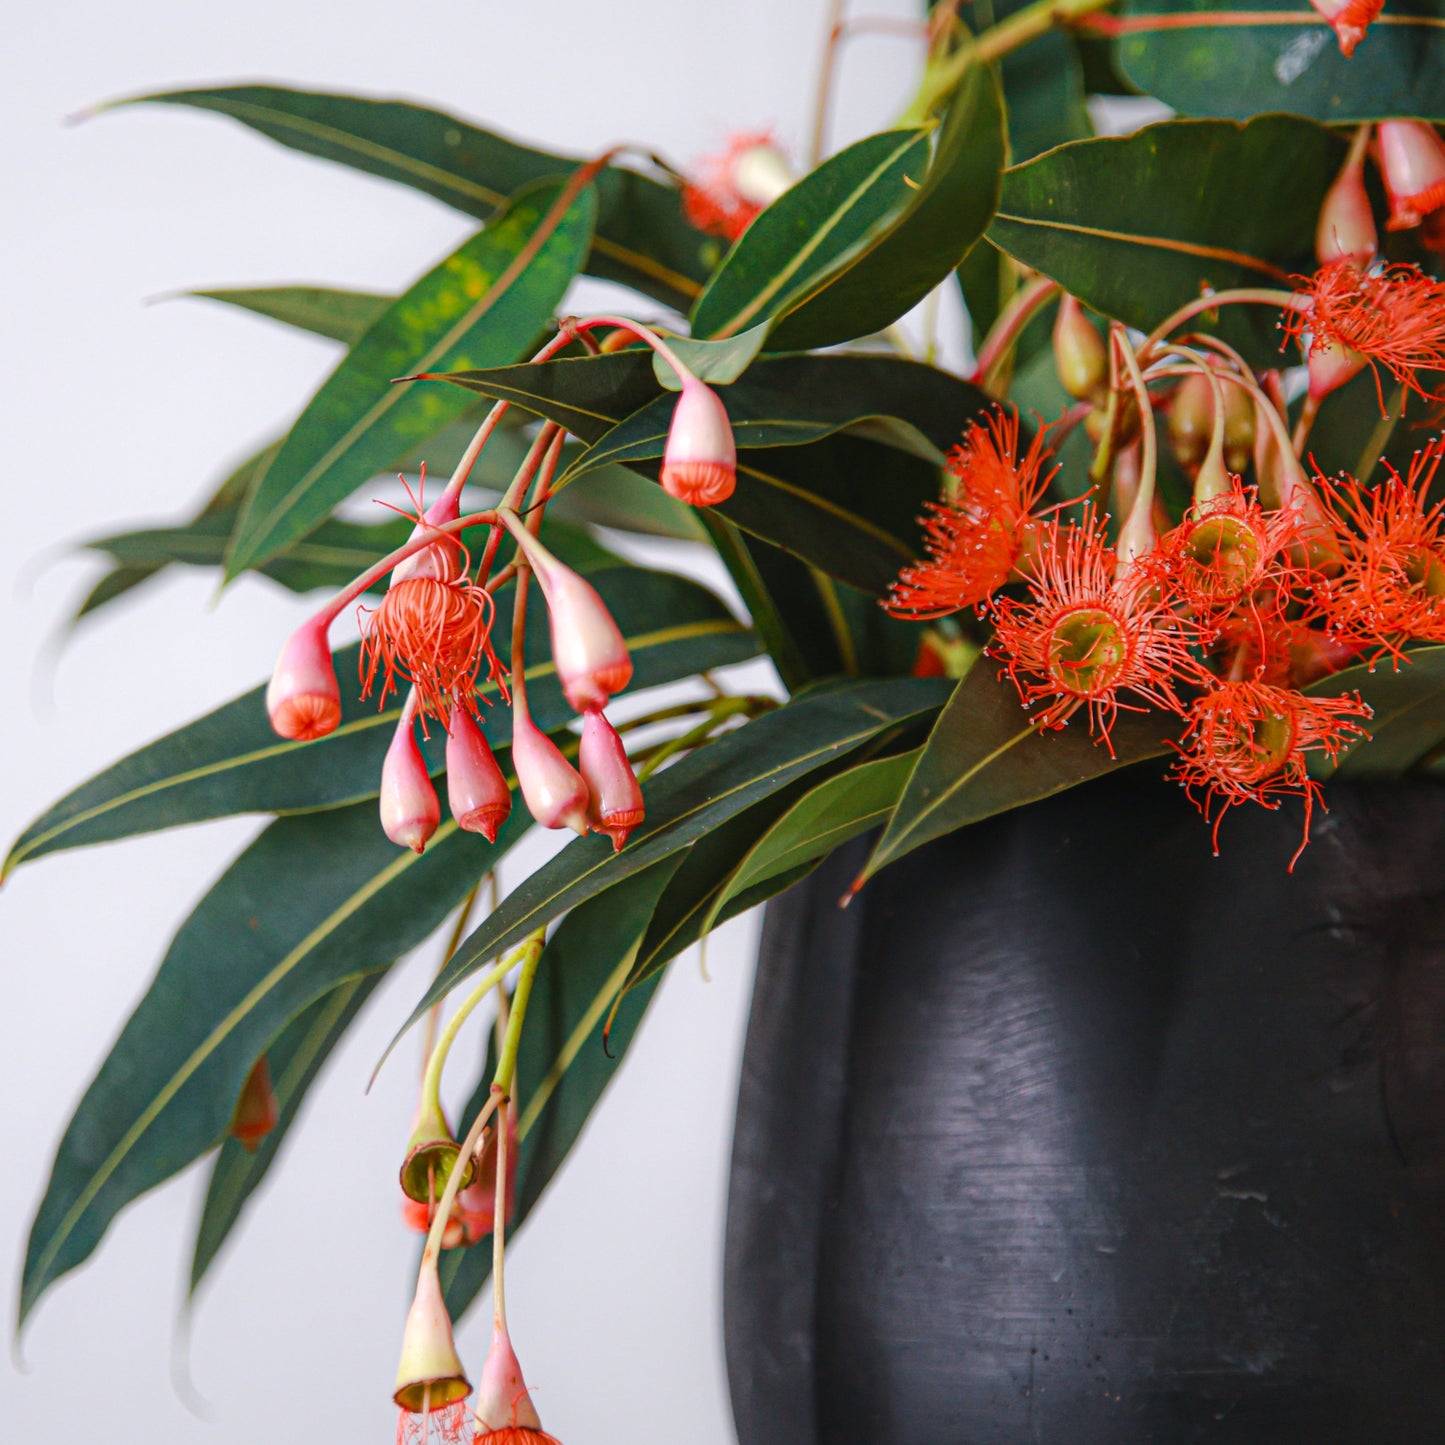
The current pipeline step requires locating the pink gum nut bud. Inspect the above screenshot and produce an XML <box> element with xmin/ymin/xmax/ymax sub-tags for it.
<box><xmin>474</xmin><ymin>1323</ymin><xmax>544</xmax><ymax>1433</ymax></box>
<box><xmin>579</xmin><ymin>710</ymin><xmax>646</xmax><ymax>852</ymax></box>
<box><xmin>511</xmin><ymin>699</ymin><xmax>590</xmax><ymax>835</ymax></box>
<box><xmin>1307</xmin><ymin>333</ymin><xmax>1367</xmax><ymax>401</ymax></box>
<box><xmin>393</xmin><ymin>1261</ymin><xmax>471</xmax><ymax>1411</ymax></box>
<box><xmin>513</xmin><ymin>530</ymin><xmax>632</xmax><ymax>712</ymax></box>
<box><xmin>661</xmin><ymin>378</ymin><xmax>737</xmax><ymax>506</ymax></box>
<box><xmin>445</xmin><ymin>704</ymin><xmax>511</xmax><ymax>843</ymax></box>
<box><xmin>1052</xmin><ymin>294</ymin><xmax>1108</xmax><ymax>403</ymax></box>
<box><xmin>1316</xmin><ymin>139</ymin><xmax>1378</xmax><ymax>267</ymax></box>
<box><xmin>1377</xmin><ymin>122</ymin><xmax>1445</xmax><ymax>232</ymax></box>
<box><xmin>1309</xmin><ymin>0</ymin><xmax>1383</xmax><ymax>57</ymax></box>
<box><xmin>266</xmin><ymin>618</ymin><xmax>341</xmax><ymax>741</ymax></box>
<box><xmin>381</xmin><ymin>715</ymin><xmax>441</xmax><ymax>854</ymax></box>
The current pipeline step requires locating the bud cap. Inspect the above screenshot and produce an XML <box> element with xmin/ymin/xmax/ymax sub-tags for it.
<box><xmin>266</xmin><ymin>618</ymin><xmax>341</xmax><ymax>741</ymax></box>
<box><xmin>380</xmin><ymin>716</ymin><xmax>441</xmax><ymax>853</ymax></box>
<box><xmin>661</xmin><ymin>379</ymin><xmax>737</xmax><ymax>506</ymax></box>
<box><xmin>445</xmin><ymin>704</ymin><xmax>512</xmax><ymax>842</ymax></box>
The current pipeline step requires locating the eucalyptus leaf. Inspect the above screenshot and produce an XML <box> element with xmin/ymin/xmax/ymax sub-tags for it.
<box><xmin>227</xmin><ymin>177</ymin><xmax>596</xmax><ymax>576</ymax></box>
<box><xmin>1307</xmin><ymin>645</ymin><xmax>1445</xmax><ymax>777</ymax></box>
<box><xmin>183</xmin><ymin>285</ymin><xmax>393</xmax><ymax>345</ymax></box>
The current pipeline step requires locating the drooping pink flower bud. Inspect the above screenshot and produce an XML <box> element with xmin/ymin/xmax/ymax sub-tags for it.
<box><xmin>1309</xmin><ymin>0</ymin><xmax>1382</xmax><ymax>56</ymax></box>
<box><xmin>266</xmin><ymin>617</ymin><xmax>341</xmax><ymax>741</ymax></box>
<box><xmin>579</xmin><ymin>710</ymin><xmax>645</xmax><ymax>852</ymax></box>
<box><xmin>661</xmin><ymin>378</ymin><xmax>737</xmax><ymax>507</ymax></box>
<box><xmin>445</xmin><ymin>703</ymin><xmax>511</xmax><ymax>843</ymax></box>
<box><xmin>1377</xmin><ymin>122</ymin><xmax>1445</xmax><ymax>233</ymax></box>
<box><xmin>506</xmin><ymin>525</ymin><xmax>632</xmax><ymax>712</ymax></box>
<box><xmin>1052</xmin><ymin>294</ymin><xmax>1107</xmax><ymax>403</ymax></box>
<box><xmin>511</xmin><ymin>696</ymin><xmax>590</xmax><ymax>835</ymax></box>
<box><xmin>1316</xmin><ymin>131</ymin><xmax>1378</xmax><ymax>267</ymax></box>
<box><xmin>393</xmin><ymin>1259</ymin><xmax>471</xmax><ymax>1412</ymax></box>
<box><xmin>473</xmin><ymin>1322</ymin><xmax>544</xmax><ymax>1434</ymax></box>
<box><xmin>381</xmin><ymin>714</ymin><xmax>441</xmax><ymax>854</ymax></box>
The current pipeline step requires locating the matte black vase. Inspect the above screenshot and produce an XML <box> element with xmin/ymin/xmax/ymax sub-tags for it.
<box><xmin>724</xmin><ymin>771</ymin><xmax>1445</xmax><ymax>1444</ymax></box>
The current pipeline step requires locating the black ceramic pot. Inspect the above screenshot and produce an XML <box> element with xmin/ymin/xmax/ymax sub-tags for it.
<box><xmin>724</xmin><ymin>771</ymin><xmax>1445</xmax><ymax>1445</ymax></box>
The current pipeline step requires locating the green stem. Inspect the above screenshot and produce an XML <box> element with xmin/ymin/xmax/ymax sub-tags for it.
<box><xmin>1138</xmin><ymin>288</ymin><xmax>1301</xmax><ymax>362</ymax></box>
<box><xmin>493</xmin><ymin>930</ymin><xmax>546</xmax><ymax>1096</ymax></box>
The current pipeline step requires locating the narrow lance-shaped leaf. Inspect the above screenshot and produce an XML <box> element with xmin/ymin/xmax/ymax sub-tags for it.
<box><xmin>226</xmin><ymin>176</ymin><xmax>597</xmax><ymax>577</ymax></box>
<box><xmin>118</xmin><ymin>85</ymin><xmax>716</xmax><ymax>310</ymax></box>
<box><xmin>6</xmin><ymin>567</ymin><xmax>754</xmax><ymax>874</ymax></box>
<box><xmin>1115</xmin><ymin>0</ymin><xmax>1445</xmax><ymax>124</ymax></box>
<box><xmin>767</xmin><ymin>64</ymin><xmax>1007</xmax><ymax>351</ymax></box>
<box><xmin>438</xmin><ymin>856</ymin><xmax>684</xmax><ymax>1317</ymax></box>
<box><xmin>858</xmin><ymin>663</ymin><xmax>1177</xmax><ymax>887</ymax></box>
<box><xmin>19</xmin><ymin>795</ymin><xmax>526</xmax><ymax>1329</ymax></box>
<box><xmin>190</xmin><ymin>971</ymin><xmax>382</xmax><ymax>1294</ymax></box>
<box><xmin>1306</xmin><ymin>644</ymin><xmax>1445</xmax><ymax>778</ymax></box>
<box><xmin>690</xmin><ymin>128</ymin><xmax>931</xmax><ymax>341</ymax></box>
<box><xmin>987</xmin><ymin>115</ymin><xmax>1347</xmax><ymax>365</ymax></box>
<box><xmin>182</xmin><ymin>285</ymin><xmax>393</xmax><ymax>345</ymax></box>
<box><xmin>397</xmin><ymin>677</ymin><xmax>953</xmax><ymax>1044</ymax></box>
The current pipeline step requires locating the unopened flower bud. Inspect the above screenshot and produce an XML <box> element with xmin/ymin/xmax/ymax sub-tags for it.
<box><xmin>1309</xmin><ymin>0</ymin><xmax>1383</xmax><ymax>56</ymax></box>
<box><xmin>1052</xmin><ymin>294</ymin><xmax>1107</xmax><ymax>403</ymax></box>
<box><xmin>393</xmin><ymin>1260</ymin><xmax>470</xmax><ymax>1412</ymax></box>
<box><xmin>445</xmin><ymin>704</ymin><xmax>511</xmax><ymax>843</ymax></box>
<box><xmin>1167</xmin><ymin>370</ymin><xmax>1215</xmax><ymax>474</ymax></box>
<box><xmin>507</xmin><ymin>527</ymin><xmax>632</xmax><ymax>712</ymax></box>
<box><xmin>266</xmin><ymin>618</ymin><xmax>341</xmax><ymax>741</ymax></box>
<box><xmin>1377</xmin><ymin>121</ymin><xmax>1445</xmax><ymax>232</ymax></box>
<box><xmin>1316</xmin><ymin>132</ymin><xmax>1378</xmax><ymax>267</ymax></box>
<box><xmin>661</xmin><ymin>379</ymin><xmax>737</xmax><ymax>506</ymax></box>
<box><xmin>579</xmin><ymin>710</ymin><xmax>645</xmax><ymax>852</ymax></box>
<box><xmin>380</xmin><ymin>715</ymin><xmax>441</xmax><ymax>854</ymax></box>
<box><xmin>474</xmin><ymin>1322</ymin><xmax>544</xmax><ymax>1433</ymax></box>
<box><xmin>1221</xmin><ymin>382</ymin><xmax>1256</xmax><ymax>476</ymax></box>
<box><xmin>229</xmin><ymin>1054</ymin><xmax>279</xmax><ymax>1154</ymax></box>
<box><xmin>512</xmin><ymin>699</ymin><xmax>590</xmax><ymax>835</ymax></box>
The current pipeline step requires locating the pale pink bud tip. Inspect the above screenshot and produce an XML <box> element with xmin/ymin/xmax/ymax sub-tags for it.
<box><xmin>474</xmin><ymin>1323</ymin><xmax>543</xmax><ymax>1432</ymax></box>
<box><xmin>1316</xmin><ymin>143</ymin><xmax>1377</xmax><ymax>268</ymax></box>
<box><xmin>546</xmin><ymin>569</ymin><xmax>632</xmax><ymax>713</ymax></box>
<box><xmin>512</xmin><ymin>704</ymin><xmax>590</xmax><ymax>835</ymax></box>
<box><xmin>1378</xmin><ymin>122</ymin><xmax>1445</xmax><ymax>232</ymax></box>
<box><xmin>661</xmin><ymin>380</ymin><xmax>737</xmax><ymax>506</ymax></box>
<box><xmin>579</xmin><ymin>710</ymin><xmax>646</xmax><ymax>852</ymax></box>
<box><xmin>381</xmin><ymin>717</ymin><xmax>441</xmax><ymax>853</ymax></box>
<box><xmin>266</xmin><ymin>620</ymin><xmax>341</xmax><ymax>741</ymax></box>
<box><xmin>445</xmin><ymin>704</ymin><xmax>512</xmax><ymax>843</ymax></box>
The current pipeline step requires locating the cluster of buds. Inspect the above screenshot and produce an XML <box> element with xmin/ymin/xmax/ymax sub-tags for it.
<box><xmin>263</xmin><ymin>317</ymin><xmax>739</xmax><ymax>857</ymax></box>
<box><xmin>891</xmin><ymin>238</ymin><xmax>1445</xmax><ymax>862</ymax></box>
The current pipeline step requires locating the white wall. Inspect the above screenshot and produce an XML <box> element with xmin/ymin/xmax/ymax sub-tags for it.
<box><xmin>0</xmin><ymin>3</ymin><xmax>926</xmax><ymax>1441</ymax></box>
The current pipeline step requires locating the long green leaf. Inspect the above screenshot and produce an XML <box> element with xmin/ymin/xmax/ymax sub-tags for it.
<box><xmin>987</xmin><ymin>115</ymin><xmax>1346</xmax><ymax>364</ymax></box>
<box><xmin>19</xmin><ymin>796</ymin><xmax>522</xmax><ymax>1329</ymax></box>
<box><xmin>399</xmin><ymin>678</ymin><xmax>953</xmax><ymax>1040</ymax></box>
<box><xmin>858</xmin><ymin>663</ymin><xmax>1176</xmax><ymax>886</ymax></box>
<box><xmin>120</xmin><ymin>85</ymin><xmax>715</xmax><ymax>311</ymax></box>
<box><xmin>6</xmin><ymin>568</ymin><xmax>754</xmax><ymax>874</ymax></box>
<box><xmin>768</xmin><ymin>65</ymin><xmax>1007</xmax><ymax>350</ymax></box>
<box><xmin>438</xmin><ymin>856</ymin><xmax>683</xmax><ymax>1317</ymax></box>
<box><xmin>1116</xmin><ymin>0</ymin><xmax>1445</xmax><ymax>123</ymax></box>
<box><xmin>183</xmin><ymin>285</ymin><xmax>393</xmax><ymax>345</ymax></box>
<box><xmin>1307</xmin><ymin>644</ymin><xmax>1445</xmax><ymax>777</ymax></box>
<box><xmin>690</xmin><ymin>128</ymin><xmax>931</xmax><ymax>341</ymax></box>
<box><xmin>190</xmin><ymin>971</ymin><xmax>381</xmax><ymax>1293</ymax></box>
<box><xmin>227</xmin><ymin>177</ymin><xmax>596</xmax><ymax>576</ymax></box>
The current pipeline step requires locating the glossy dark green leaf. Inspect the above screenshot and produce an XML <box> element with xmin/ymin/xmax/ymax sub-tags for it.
<box><xmin>557</xmin><ymin>354</ymin><xmax>991</xmax><ymax>486</ymax></box>
<box><xmin>1307</xmin><ymin>645</ymin><xmax>1445</xmax><ymax>777</ymax></box>
<box><xmin>649</xmin><ymin>323</ymin><xmax>771</xmax><ymax>388</ymax></box>
<box><xmin>5</xmin><ymin>567</ymin><xmax>754</xmax><ymax>874</ymax></box>
<box><xmin>1116</xmin><ymin>0</ymin><xmax>1445</xmax><ymax>122</ymax></box>
<box><xmin>227</xmin><ymin>178</ymin><xmax>596</xmax><ymax>576</ymax></box>
<box><xmin>768</xmin><ymin>64</ymin><xmax>1007</xmax><ymax>350</ymax></box>
<box><xmin>19</xmin><ymin>796</ymin><xmax>521</xmax><ymax>1329</ymax></box>
<box><xmin>190</xmin><ymin>971</ymin><xmax>381</xmax><ymax>1293</ymax></box>
<box><xmin>858</xmin><ymin>663</ymin><xmax>1176</xmax><ymax>885</ymax></box>
<box><xmin>438</xmin><ymin>856</ymin><xmax>683</xmax><ymax>1317</ymax></box>
<box><xmin>545</xmin><ymin>463</ymin><xmax>704</xmax><ymax>542</ymax></box>
<box><xmin>690</xmin><ymin>128</ymin><xmax>931</xmax><ymax>341</ymax></box>
<box><xmin>121</xmin><ymin>85</ymin><xmax>715</xmax><ymax>311</ymax></box>
<box><xmin>705</xmin><ymin>747</ymin><xmax>921</xmax><ymax>925</ymax></box>
<box><xmin>401</xmin><ymin>678</ymin><xmax>953</xmax><ymax>1037</ymax></box>
<box><xmin>184</xmin><ymin>286</ymin><xmax>393</xmax><ymax>345</ymax></box>
<box><xmin>988</xmin><ymin>115</ymin><xmax>1346</xmax><ymax>364</ymax></box>
<box><xmin>999</xmin><ymin>28</ymin><xmax>1093</xmax><ymax>162</ymax></box>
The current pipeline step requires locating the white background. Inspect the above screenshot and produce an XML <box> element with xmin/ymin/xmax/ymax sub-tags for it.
<box><xmin>0</xmin><ymin>3</ymin><xmax>935</xmax><ymax>1442</ymax></box>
